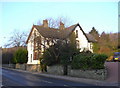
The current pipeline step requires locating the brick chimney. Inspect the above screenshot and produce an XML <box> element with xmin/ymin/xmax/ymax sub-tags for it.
<box><xmin>43</xmin><ymin>20</ymin><xmax>48</xmax><ymax>28</ymax></box>
<box><xmin>59</xmin><ymin>22</ymin><xmax>65</xmax><ymax>30</ymax></box>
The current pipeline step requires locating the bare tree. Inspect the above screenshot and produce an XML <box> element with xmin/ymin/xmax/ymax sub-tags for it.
<box><xmin>57</xmin><ymin>16</ymin><xmax>72</xmax><ymax>28</ymax></box>
<box><xmin>4</xmin><ymin>30</ymin><xmax>28</xmax><ymax>48</ymax></box>
<box><xmin>37</xmin><ymin>18</ymin><xmax>42</xmax><ymax>26</ymax></box>
<box><xmin>47</xmin><ymin>18</ymin><xmax>58</xmax><ymax>28</ymax></box>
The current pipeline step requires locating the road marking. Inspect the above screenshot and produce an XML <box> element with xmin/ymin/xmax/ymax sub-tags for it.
<box><xmin>41</xmin><ymin>80</ymin><xmax>53</xmax><ymax>84</ymax></box>
<box><xmin>64</xmin><ymin>85</ymin><xmax>78</xmax><ymax>88</ymax></box>
<box><xmin>44</xmin><ymin>81</ymin><xmax>53</xmax><ymax>84</ymax></box>
<box><xmin>64</xmin><ymin>84</ymin><xmax>68</xmax><ymax>86</ymax></box>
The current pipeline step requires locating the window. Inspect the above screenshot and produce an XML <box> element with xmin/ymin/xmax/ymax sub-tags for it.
<box><xmin>76</xmin><ymin>30</ymin><xmax>78</xmax><ymax>38</ymax></box>
<box><xmin>31</xmin><ymin>54</ymin><xmax>32</xmax><ymax>62</ymax></box>
<box><xmin>34</xmin><ymin>52</ymin><xmax>37</xmax><ymax>60</ymax></box>
<box><xmin>34</xmin><ymin>30</ymin><xmax>37</xmax><ymax>36</ymax></box>
<box><xmin>90</xmin><ymin>43</ymin><xmax>92</xmax><ymax>49</ymax></box>
<box><xmin>47</xmin><ymin>40</ymin><xmax>49</xmax><ymax>45</ymax></box>
<box><xmin>76</xmin><ymin>40</ymin><xmax>79</xmax><ymax>49</ymax></box>
<box><xmin>31</xmin><ymin>42</ymin><xmax>32</xmax><ymax>50</ymax></box>
<box><xmin>37</xmin><ymin>42</ymin><xmax>41</xmax><ymax>50</ymax></box>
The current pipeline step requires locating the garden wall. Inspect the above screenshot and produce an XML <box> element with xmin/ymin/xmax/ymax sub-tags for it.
<box><xmin>47</xmin><ymin>65</ymin><xmax>64</xmax><ymax>75</ymax></box>
<box><xmin>47</xmin><ymin>65</ymin><xmax>107</xmax><ymax>80</ymax></box>
<box><xmin>2</xmin><ymin>64</ymin><xmax>41</xmax><ymax>72</ymax></box>
<box><xmin>3</xmin><ymin>62</ymin><xmax>120</xmax><ymax>82</ymax></box>
<box><xmin>3</xmin><ymin>64</ymin><xmax>16</xmax><ymax>68</ymax></box>
<box><xmin>3</xmin><ymin>64</ymin><xmax>107</xmax><ymax>80</ymax></box>
<box><xmin>68</xmin><ymin>69</ymin><xmax>106</xmax><ymax>80</ymax></box>
<box><xmin>26</xmin><ymin>64</ymin><xmax>41</xmax><ymax>72</ymax></box>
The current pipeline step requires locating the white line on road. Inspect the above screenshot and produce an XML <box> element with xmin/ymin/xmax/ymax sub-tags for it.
<box><xmin>41</xmin><ymin>80</ymin><xmax>53</xmax><ymax>84</ymax></box>
<box><xmin>64</xmin><ymin>84</ymin><xmax>68</xmax><ymax>86</ymax></box>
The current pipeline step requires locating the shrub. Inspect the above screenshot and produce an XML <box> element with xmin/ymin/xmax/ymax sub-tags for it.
<box><xmin>93</xmin><ymin>43</ymin><xmax>100</xmax><ymax>53</ymax></box>
<box><xmin>71</xmin><ymin>53</ymin><xmax>108</xmax><ymax>70</ymax></box>
<box><xmin>42</xmin><ymin>48</ymin><xmax>57</xmax><ymax>66</ymax></box>
<box><xmin>91</xmin><ymin>54</ymin><xmax>108</xmax><ymax>69</ymax></box>
<box><xmin>60</xmin><ymin>52</ymin><xmax>70</xmax><ymax>65</ymax></box>
<box><xmin>12</xmin><ymin>48</ymin><xmax>28</xmax><ymax>64</ymax></box>
<box><xmin>12</xmin><ymin>56</ymin><xmax>17</xmax><ymax>64</ymax></box>
<box><xmin>71</xmin><ymin>56</ymin><xmax>80</xmax><ymax>69</ymax></box>
<box><xmin>71</xmin><ymin>53</ymin><xmax>93</xmax><ymax>69</ymax></box>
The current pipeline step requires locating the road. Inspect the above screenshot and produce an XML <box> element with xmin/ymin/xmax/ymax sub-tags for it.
<box><xmin>2</xmin><ymin>68</ymin><xmax>93</xmax><ymax>87</ymax></box>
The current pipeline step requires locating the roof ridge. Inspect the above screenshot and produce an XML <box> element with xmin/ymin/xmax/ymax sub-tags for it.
<box><xmin>26</xmin><ymin>23</ymin><xmax>96</xmax><ymax>43</ymax></box>
<box><xmin>34</xmin><ymin>23</ymin><xmax>78</xmax><ymax>30</ymax></box>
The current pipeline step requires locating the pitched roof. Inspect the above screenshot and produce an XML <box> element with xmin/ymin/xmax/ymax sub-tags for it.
<box><xmin>26</xmin><ymin>24</ymin><xmax>96</xmax><ymax>43</ymax></box>
<box><xmin>86</xmin><ymin>34</ymin><xmax>97</xmax><ymax>42</ymax></box>
<box><xmin>33</xmin><ymin>24</ymin><xmax>77</xmax><ymax>39</ymax></box>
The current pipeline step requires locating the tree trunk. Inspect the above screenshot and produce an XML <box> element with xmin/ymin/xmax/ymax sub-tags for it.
<box><xmin>63</xmin><ymin>65</ymin><xmax>68</xmax><ymax>75</ymax></box>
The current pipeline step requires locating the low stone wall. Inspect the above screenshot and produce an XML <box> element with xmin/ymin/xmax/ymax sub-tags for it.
<box><xmin>3</xmin><ymin>64</ymin><xmax>107</xmax><ymax>80</ymax></box>
<box><xmin>47</xmin><ymin>65</ymin><xmax>64</xmax><ymax>75</ymax></box>
<box><xmin>15</xmin><ymin>63</ymin><xmax>27</xmax><ymax>70</ymax></box>
<box><xmin>47</xmin><ymin>65</ymin><xmax>107</xmax><ymax>80</ymax></box>
<box><xmin>2</xmin><ymin>64</ymin><xmax>41</xmax><ymax>72</ymax></box>
<box><xmin>69</xmin><ymin>69</ymin><xmax>106</xmax><ymax>80</ymax></box>
<box><xmin>3</xmin><ymin>64</ymin><xmax>16</xmax><ymax>68</ymax></box>
<box><xmin>26</xmin><ymin>64</ymin><xmax>41</xmax><ymax>72</ymax></box>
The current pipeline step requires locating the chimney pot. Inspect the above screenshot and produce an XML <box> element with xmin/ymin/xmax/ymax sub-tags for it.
<box><xmin>59</xmin><ymin>22</ymin><xmax>65</xmax><ymax>30</ymax></box>
<box><xmin>43</xmin><ymin>20</ymin><xmax>48</xmax><ymax>28</ymax></box>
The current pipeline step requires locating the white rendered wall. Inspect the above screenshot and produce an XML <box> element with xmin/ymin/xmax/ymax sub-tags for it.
<box><xmin>74</xmin><ymin>26</ymin><xmax>92</xmax><ymax>52</ymax></box>
<box><xmin>88</xmin><ymin>42</ymin><xmax>93</xmax><ymax>53</ymax></box>
<box><xmin>27</xmin><ymin>28</ymin><xmax>40</xmax><ymax>64</ymax></box>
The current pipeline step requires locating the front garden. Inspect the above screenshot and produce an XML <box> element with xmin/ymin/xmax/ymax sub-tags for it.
<box><xmin>8</xmin><ymin>33</ymin><xmax>109</xmax><ymax>80</ymax></box>
<box><xmin>40</xmin><ymin>33</ymin><xmax>108</xmax><ymax>80</ymax></box>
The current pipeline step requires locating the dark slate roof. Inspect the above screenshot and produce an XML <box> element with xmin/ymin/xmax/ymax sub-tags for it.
<box><xmin>26</xmin><ymin>24</ymin><xmax>96</xmax><ymax>43</ymax></box>
<box><xmin>86</xmin><ymin>34</ymin><xmax>97</xmax><ymax>42</ymax></box>
<box><xmin>33</xmin><ymin>24</ymin><xmax>77</xmax><ymax>39</ymax></box>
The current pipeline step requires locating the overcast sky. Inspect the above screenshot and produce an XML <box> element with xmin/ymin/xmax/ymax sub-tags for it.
<box><xmin>0</xmin><ymin>1</ymin><xmax>118</xmax><ymax>47</ymax></box>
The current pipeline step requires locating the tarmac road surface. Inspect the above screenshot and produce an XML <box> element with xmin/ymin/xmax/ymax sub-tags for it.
<box><xmin>2</xmin><ymin>68</ymin><xmax>93</xmax><ymax>87</ymax></box>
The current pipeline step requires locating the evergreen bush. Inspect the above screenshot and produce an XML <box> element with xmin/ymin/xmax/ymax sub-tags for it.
<box><xmin>12</xmin><ymin>48</ymin><xmax>28</xmax><ymax>64</ymax></box>
<box><xmin>71</xmin><ymin>53</ymin><xmax>108</xmax><ymax>70</ymax></box>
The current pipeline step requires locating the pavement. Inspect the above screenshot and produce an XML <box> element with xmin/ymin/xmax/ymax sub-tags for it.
<box><xmin>2</xmin><ymin>67</ymin><xmax>120</xmax><ymax>87</ymax></box>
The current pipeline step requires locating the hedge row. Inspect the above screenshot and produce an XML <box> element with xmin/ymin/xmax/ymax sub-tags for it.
<box><xmin>71</xmin><ymin>53</ymin><xmax>108</xmax><ymax>70</ymax></box>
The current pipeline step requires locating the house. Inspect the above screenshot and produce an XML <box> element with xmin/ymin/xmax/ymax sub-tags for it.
<box><xmin>26</xmin><ymin>20</ymin><xmax>96</xmax><ymax>64</ymax></box>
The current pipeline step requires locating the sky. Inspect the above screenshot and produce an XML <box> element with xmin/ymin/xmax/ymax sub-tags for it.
<box><xmin>0</xmin><ymin>0</ymin><xmax>118</xmax><ymax>47</ymax></box>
